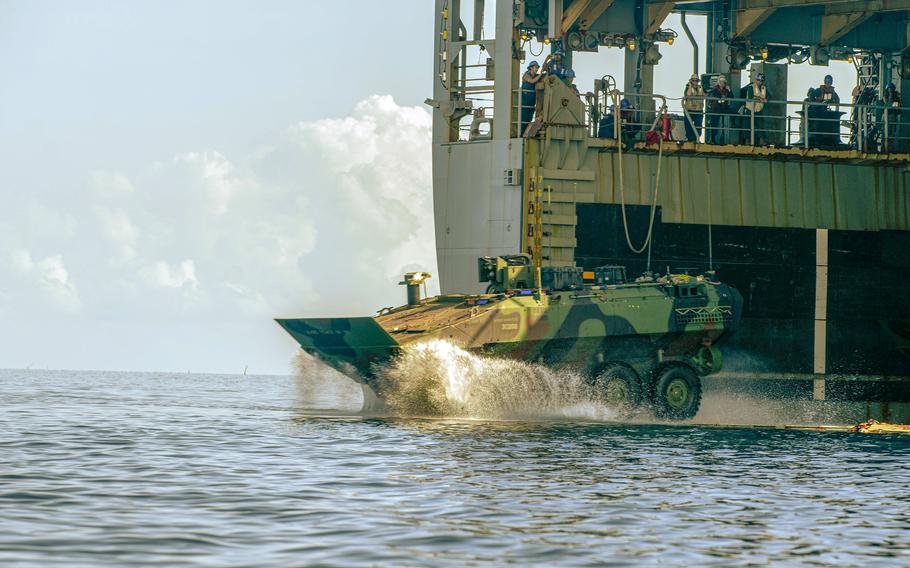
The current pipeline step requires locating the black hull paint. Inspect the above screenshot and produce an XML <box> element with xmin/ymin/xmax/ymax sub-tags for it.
<box><xmin>575</xmin><ymin>204</ymin><xmax>910</xmax><ymax>384</ymax></box>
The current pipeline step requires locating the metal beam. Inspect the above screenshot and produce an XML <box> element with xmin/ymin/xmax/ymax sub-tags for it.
<box><xmin>827</xmin><ymin>0</ymin><xmax>910</xmax><ymax>14</ymax></box>
<box><xmin>646</xmin><ymin>1</ymin><xmax>676</xmax><ymax>35</ymax></box>
<box><xmin>820</xmin><ymin>10</ymin><xmax>873</xmax><ymax>45</ymax></box>
<box><xmin>739</xmin><ymin>0</ymin><xmax>910</xmax><ymax>10</ymax></box>
<box><xmin>572</xmin><ymin>0</ymin><xmax>616</xmax><ymax>32</ymax></box>
<box><xmin>548</xmin><ymin>0</ymin><xmax>563</xmax><ymax>39</ymax></box>
<box><xmin>734</xmin><ymin>7</ymin><xmax>776</xmax><ymax>37</ymax></box>
<box><xmin>562</xmin><ymin>0</ymin><xmax>593</xmax><ymax>34</ymax></box>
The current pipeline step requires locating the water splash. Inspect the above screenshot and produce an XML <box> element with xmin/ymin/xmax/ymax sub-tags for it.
<box><xmin>377</xmin><ymin>340</ymin><xmax>617</xmax><ymax>421</ymax></box>
<box><xmin>293</xmin><ymin>342</ymin><xmax>872</xmax><ymax>426</ymax></box>
<box><xmin>293</xmin><ymin>351</ymin><xmax>382</xmax><ymax>414</ymax></box>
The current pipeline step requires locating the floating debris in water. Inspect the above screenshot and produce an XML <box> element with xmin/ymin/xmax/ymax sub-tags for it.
<box><xmin>852</xmin><ymin>419</ymin><xmax>910</xmax><ymax>434</ymax></box>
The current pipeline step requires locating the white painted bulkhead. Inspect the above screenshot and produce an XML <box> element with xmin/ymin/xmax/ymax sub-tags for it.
<box><xmin>433</xmin><ymin>138</ymin><xmax>524</xmax><ymax>293</ymax></box>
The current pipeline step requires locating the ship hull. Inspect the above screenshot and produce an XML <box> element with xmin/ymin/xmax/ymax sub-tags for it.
<box><xmin>574</xmin><ymin>203</ymin><xmax>910</xmax><ymax>401</ymax></box>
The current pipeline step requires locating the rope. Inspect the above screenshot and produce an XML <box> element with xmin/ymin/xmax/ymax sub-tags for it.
<box><xmin>613</xmin><ymin>91</ymin><xmax>665</xmax><ymax>255</ymax></box>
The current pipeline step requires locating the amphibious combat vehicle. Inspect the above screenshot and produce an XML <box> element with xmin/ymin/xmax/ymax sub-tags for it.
<box><xmin>277</xmin><ymin>255</ymin><xmax>742</xmax><ymax>420</ymax></box>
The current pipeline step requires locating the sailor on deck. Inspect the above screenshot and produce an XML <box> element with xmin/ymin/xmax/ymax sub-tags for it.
<box><xmin>815</xmin><ymin>74</ymin><xmax>840</xmax><ymax>107</ymax></box>
<box><xmin>520</xmin><ymin>60</ymin><xmax>542</xmax><ymax>133</ymax></box>
<box><xmin>564</xmin><ymin>68</ymin><xmax>579</xmax><ymax>95</ymax></box>
<box><xmin>740</xmin><ymin>72</ymin><xmax>769</xmax><ymax>145</ymax></box>
<box><xmin>683</xmin><ymin>74</ymin><xmax>706</xmax><ymax>143</ymax></box>
<box><xmin>706</xmin><ymin>75</ymin><xmax>732</xmax><ymax>145</ymax></box>
<box><xmin>881</xmin><ymin>82</ymin><xmax>904</xmax><ymax>152</ymax></box>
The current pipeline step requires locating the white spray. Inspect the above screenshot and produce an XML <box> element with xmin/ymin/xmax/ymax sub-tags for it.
<box><xmin>294</xmin><ymin>340</ymin><xmax>617</xmax><ymax>420</ymax></box>
<box><xmin>376</xmin><ymin>340</ymin><xmax>617</xmax><ymax>421</ymax></box>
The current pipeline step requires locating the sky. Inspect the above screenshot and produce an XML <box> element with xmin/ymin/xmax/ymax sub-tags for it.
<box><xmin>0</xmin><ymin>1</ymin><xmax>855</xmax><ymax>375</ymax></box>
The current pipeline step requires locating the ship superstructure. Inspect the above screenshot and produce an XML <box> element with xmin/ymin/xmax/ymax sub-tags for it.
<box><xmin>429</xmin><ymin>0</ymin><xmax>910</xmax><ymax>418</ymax></box>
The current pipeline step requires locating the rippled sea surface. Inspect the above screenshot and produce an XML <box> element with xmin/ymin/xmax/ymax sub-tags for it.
<box><xmin>2</xmin><ymin>368</ymin><xmax>909</xmax><ymax>567</ymax></box>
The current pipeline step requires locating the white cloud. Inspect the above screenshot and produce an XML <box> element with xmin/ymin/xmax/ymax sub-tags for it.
<box><xmin>10</xmin><ymin>249</ymin><xmax>34</xmax><ymax>274</ymax></box>
<box><xmin>26</xmin><ymin>202</ymin><xmax>78</xmax><ymax>242</ymax></box>
<box><xmin>285</xmin><ymin>94</ymin><xmax>437</xmax><ymax>290</ymax></box>
<box><xmin>141</xmin><ymin>259</ymin><xmax>198</xmax><ymax>289</ymax></box>
<box><xmin>0</xmin><ymin>95</ymin><xmax>436</xmax><ymax>324</ymax></box>
<box><xmin>8</xmin><ymin>249</ymin><xmax>82</xmax><ymax>313</ymax></box>
<box><xmin>93</xmin><ymin>205</ymin><xmax>139</xmax><ymax>261</ymax></box>
<box><xmin>172</xmin><ymin>151</ymin><xmax>242</xmax><ymax>216</ymax></box>
<box><xmin>88</xmin><ymin>170</ymin><xmax>134</xmax><ymax>199</ymax></box>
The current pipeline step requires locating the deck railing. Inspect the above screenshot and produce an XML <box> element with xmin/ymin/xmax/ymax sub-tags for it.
<box><xmin>503</xmin><ymin>84</ymin><xmax>909</xmax><ymax>153</ymax></box>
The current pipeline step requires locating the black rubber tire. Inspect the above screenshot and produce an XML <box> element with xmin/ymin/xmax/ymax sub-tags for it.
<box><xmin>651</xmin><ymin>365</ymin><xmax>702</xmax><ymax>421</ymax></box>
<box><xmin>591</xmin><ymin>363</ymin><xmax>643</xmax><ymax>412</ymax></box>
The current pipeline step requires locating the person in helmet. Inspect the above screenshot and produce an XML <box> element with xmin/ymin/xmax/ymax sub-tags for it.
<box><xmin>531</xmin><ymin>51</ymin><xmax>568</xmax><ymax>125</ymax></box>
<box><xmin>883</xmin><ymin>82</ymin><xmax>902</xmax><ymax>107</ymax></box>
<box><xmin>802</xmin><ymin>87</ymin><xmax>822</xmax><ymax>147</ymax></box>
<box><xmin>881</xmin><ymin>82</ymin><xmax>904</xmax><ymax>152</ymax></box>
<box><xmin>683</xmin><ymin>73</ymin><xmax>706</xmax><ymax>143</ymax></box>
<box><xmin>814</xmin><ymin>74</ymin><xmax>840</xmax><ymax>106</ymax></box>
<box><xmin>563</xmin><ymin>68</ymin><xmax>579</xmax><ymax>95</ymax></box>
<box><xmin>542</xmin><ymin>50</ymin><xmax>567</xmax><ymax>80</ymax></box>
<box><xmin>707</xmin><ymin>75</ymin><xmax>732</xmax><ymax>144</ymax></box>
<box><xmin>597</xmin><ymin>98</ymin><xmax>638</xmax><ymax>148</ymax></box>
<box><xmin>850</xmin><ymin>77</ymin><xmax>878</xmax><ymax>150</ymax></box>
<box><xmin>740</xmin><ymin>72</ymin><xmax>769</xmax><ymax>145</ymax></box>
<box><xmin>520</xmin><ymin>60</ymin><xmax>542</xmax><ymax>133</ymax></box>
<box><xmin>806</xmin><ymin>75</ymin><xmax>842</xmax><ymax>148</ymax></box>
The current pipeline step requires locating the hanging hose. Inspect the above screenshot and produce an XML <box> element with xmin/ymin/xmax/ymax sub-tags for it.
<box><xmin>527</xmin><ymin>36</ymin><xmax>544</xmax><ymax>57</ymax></box>
<box><xmin>612</xmin><ymin>91</ymin><xmax>665</xmax><ymax>255</ymax></box>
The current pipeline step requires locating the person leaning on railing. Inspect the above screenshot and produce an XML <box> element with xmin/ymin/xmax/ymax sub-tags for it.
<box><xmin>851</xmin><ymin>82</ymin><xmax>878</xmax><ymax>150</ymax></box>
<box><xmin>597</xmin><ymin>99</ymin><xmax>638</xmax><ymax>149</ymax></box>
<box><xmin>809</xmin><ymin>76</ymin><xmax>842</xmax><ymax>149</ymax></box>
<box><xmin>706</xmin><ymin>75</ymin><xmax>732</xmax><ymax>145</ymax></box>
<box><xmin>815</xmin><ymin>75</ymin><xmax>840</xmax><ymax>106</ymax></box>
<box><xmin>802</xmin><ymin>88</ymin><xmax>823</xmax><ymax>148</ymax></box>
<box><xmin>739</xmin><ymin>72</ymin><xmax>769</xmax><ymax>145</ymax></box>
<box><xmin>881</xmin><ymin>82</ymin><xmax>903</xmax><ymax>152</ymax></box>
<box><xmin>683</xmin><ymin>73</ymin><xmax>706</xmax><ymax>143</ymax></box>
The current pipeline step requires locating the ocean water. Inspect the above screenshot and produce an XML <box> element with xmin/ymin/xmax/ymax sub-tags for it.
<box><xmin>2</xmin><ymin>364</ymin><xmax>909</xmax><ymax>567</ymax></box>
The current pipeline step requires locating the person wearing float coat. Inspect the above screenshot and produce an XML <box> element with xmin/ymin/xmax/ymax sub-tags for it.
<box><xmin>683</xmin><ymin>74</ymin><xmax>706</xmax><ymax>143</ymax></box>
<box><xmin>520</xmin><ymin>60</ymin><xmax>542</xmax><ymax>134</ymax></box>
<box><xmin>739</xmin><ymin>72</ymin><xmax>769</xmax><ymax>145</ymax></box>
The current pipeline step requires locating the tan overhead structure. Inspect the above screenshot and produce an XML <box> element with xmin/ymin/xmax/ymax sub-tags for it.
<box><xmin>815</xmin><ymin>0</ymin><xmax>910</xmax><ymax>45</ymax></box>
<box><xmin>730</xmin><ymin>0</ymin><xmax>910</xmax><ymax>47</ymax></box>
<box><xmin>645</xmin><ymin>1</ymin><xmax>675</xmax><ymax>35</ymax></box>
<box><xmin>820</xmin><ymin>10</ymin><xmax>873</xmax><ymax>46</ymax></box>
<box><xmin>555</xmin><ymin>0</ymin><xmax>910</xmax><ymax>48</ymax></box>
<box><xmin>825</xmin><ymin>0</ymin><xmax>910</xmax><ymax>13</ymax></box>
<box><xmin>738</xmin><ymin>0</ymin><xmax>910</xmax><ymax>9</ymax></box>
<box><xmin>734</xmin><ymin>8</ymin><xmax>776</xmax><ymax>38</ymax></box>
<box><xmin>561</xmin><ymin>0</ymin><xmax>616</xmax><ymax>35</ymax></box>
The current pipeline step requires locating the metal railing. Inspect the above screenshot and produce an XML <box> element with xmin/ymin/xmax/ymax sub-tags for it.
<box><xmin>463</xmin><ymin>82</ymin><xmax>909</xmax><ymax>154</ymax></box>
<box><xmin>592</xmin><ymin>91</ymin><xmax>909</xmax><ymax>153</ymax></box>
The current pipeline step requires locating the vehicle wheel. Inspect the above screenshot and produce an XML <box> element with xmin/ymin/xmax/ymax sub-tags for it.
<box><xmin>651</xmin><ymin>365</ymin><xmax>702</xmax><ymax>421</ymax></box>
<box><xmin>591</xmin><ymin>363</ymin><xmax>643</xmax><ymax>412</ymax></box>
<box><xmin>690</xmin><ymin>344</ymin><xmax>723</xmax><ymax>375</ymax></box>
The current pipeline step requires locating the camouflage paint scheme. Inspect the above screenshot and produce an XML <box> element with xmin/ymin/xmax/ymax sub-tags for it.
<box><xmin>275</xmin><ymin>274</ymin><xmax>743</xmax><ymax>388</ymax></box>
